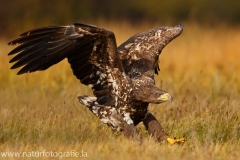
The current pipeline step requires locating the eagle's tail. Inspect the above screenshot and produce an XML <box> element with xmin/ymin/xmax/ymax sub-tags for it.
<box><xmin>77</xmin><ymin>96</ymin><xmax>123</xmax><ymax>131</ymax></box>
<box><xmin>78</xmin><ymin>95</ymin><xmax>98</xmax><ymax>108</ymax></box>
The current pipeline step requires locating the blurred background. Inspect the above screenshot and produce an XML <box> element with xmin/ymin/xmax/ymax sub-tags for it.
<box><xmin>1</xmin><ymin>0</ymin><xmax>240</xmax><ymax>37</ymax></box>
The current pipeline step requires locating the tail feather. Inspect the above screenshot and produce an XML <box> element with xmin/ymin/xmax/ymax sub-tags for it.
<box><xmin>78</xmin><ymin>95</ymin><xmax>123</xmax><ymax>131</ymax></box>
<box><xmin>78</xmin><ymin>95</ymin><xmax>98</xmax><ymax>108</ymax></box>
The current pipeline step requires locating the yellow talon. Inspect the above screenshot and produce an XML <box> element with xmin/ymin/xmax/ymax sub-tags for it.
<box><xmin>167</xmin><ymin>137</ymin><xmax>185</xmax><ymax>145</ymax></box>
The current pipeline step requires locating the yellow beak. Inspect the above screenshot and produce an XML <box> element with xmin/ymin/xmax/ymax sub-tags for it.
<box><xmin>158</xmin><ymin>93</ymin><xmax>173</xmax><ymax>102</ymax></box>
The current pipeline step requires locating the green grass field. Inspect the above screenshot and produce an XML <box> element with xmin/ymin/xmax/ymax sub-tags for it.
<box><xmin>0</xmin><ymin>22</ymin><xmax>239</xmax><ymax>160</ymax></box>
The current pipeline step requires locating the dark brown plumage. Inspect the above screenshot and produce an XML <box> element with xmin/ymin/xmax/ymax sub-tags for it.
<box><xmin>8</xmin><ymin>23</ymin><xmax>184</xmax><ymax>143</ymax></box>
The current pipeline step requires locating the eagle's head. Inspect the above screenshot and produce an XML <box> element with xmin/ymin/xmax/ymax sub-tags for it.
<box><xmin>147</xmin><ymin>88</ymin><xmax>173</xmax><ymax>104</ymax></box>
<box><xmin>133</xmin><ymin>81</ymin><xmax>173</xmax><ymax>104</ymax></box>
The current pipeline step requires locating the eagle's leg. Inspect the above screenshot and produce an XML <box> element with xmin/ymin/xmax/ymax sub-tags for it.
<box><xmin>142</xmin><ymin>112</ymin><xmax>185</xmax><ymax>144</ymax></box>
<box><xmin>123</xmin><ymin>121</ymin><xmax>142</xmax><ymax>142</ymax></box>
<box><xmin>120</xmin><ymin>114</ymin><xmax>142</xmax><ymax>142</ymax></box>
<box><xmin>142</xmin><ymin>112</ymin><xmax>168</xmax><ymax>142</ymax></box>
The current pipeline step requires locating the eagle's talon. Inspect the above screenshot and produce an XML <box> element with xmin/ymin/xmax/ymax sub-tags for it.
<box><xmin>166</xmin><ymin>137</ymin><xmax>185</xmax><ymax>145</ymax></box>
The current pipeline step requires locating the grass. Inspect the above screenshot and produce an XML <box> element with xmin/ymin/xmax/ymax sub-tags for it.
<box><xmin>0</xmin><ymin>21</ymin><xmax>239</xmax><ymax>159</ymax></box>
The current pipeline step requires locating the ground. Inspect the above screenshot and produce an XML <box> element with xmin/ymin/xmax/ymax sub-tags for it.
<box><xmin>0</xmin><ymin>22</ymin><xmax>239</xmax><ymax>160</ymax></box>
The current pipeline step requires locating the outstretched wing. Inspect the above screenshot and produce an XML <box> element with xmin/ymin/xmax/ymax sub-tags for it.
<box><xmin>118</xmin><ymin>25</ymin><xmax>184</xmax><ymax>78</ymax></box>
<box><xmin>8</xmin><ymin>23</ymin><xmax>128</xmax><ymax>106</ymax></box>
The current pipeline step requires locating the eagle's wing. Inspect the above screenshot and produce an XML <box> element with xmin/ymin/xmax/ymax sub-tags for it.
<box><xmin>118</xmin><ymin>25</ymin><xmax>184</xmax><ymax>78</ymax></box>
<box><xmin>8</xmin><ymin>23</ymin><xmax>127</xmax><ymax>106</ymax></box>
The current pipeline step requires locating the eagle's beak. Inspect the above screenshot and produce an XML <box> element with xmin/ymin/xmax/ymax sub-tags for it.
<box><xmin>158</xmin><ymin>93</ymin><xmax>173</xmax><ymax>102</ymax></box>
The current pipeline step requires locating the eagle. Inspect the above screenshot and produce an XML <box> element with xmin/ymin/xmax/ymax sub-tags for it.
<box><xmin>8</xmin><ymin>23</ymin><xmax>185</xmax><ymax>144</ymax></box>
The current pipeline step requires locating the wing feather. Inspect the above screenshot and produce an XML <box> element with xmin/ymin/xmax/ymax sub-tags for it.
<box><xmin>8</xmin><ymin>38</ymin><xmax>48</xmax><ymax>55</ymax></box>
<box><xmin>19</xmin><ymin>26</ymin><xmax>65</xmax><ymax>36</ymax></box>
<box><xmin>118</xmin><ymin>25</ymin><xmax>183</xmax><ymax>77</ymax></box>
<box><xmin>9</xmin><ymin>33</ymin><xmax>49</xmax><ymax>46</ymax></box>
<box><xmin>8</xmin><ymin>23</ymin><xmax>129</xmax><ymax>106</ymax></box>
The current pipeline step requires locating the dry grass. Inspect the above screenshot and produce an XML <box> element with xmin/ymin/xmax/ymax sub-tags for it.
<box><xmin>0</xmin><ymin>22</ymin><xmax>239</xmax><ymax>160</ymax></box>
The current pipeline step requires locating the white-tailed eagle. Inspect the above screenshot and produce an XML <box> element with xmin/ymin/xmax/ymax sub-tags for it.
<box><xmin>8</xmin><ymin>23</ymin><xmax>185</xmax><ymax>144</ymax></box>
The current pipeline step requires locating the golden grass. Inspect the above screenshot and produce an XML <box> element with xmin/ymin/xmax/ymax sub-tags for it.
<box><xmin>0</xmin><ymin>22</ymin><xmax>239</xmax><ymax>160</ymax></box>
